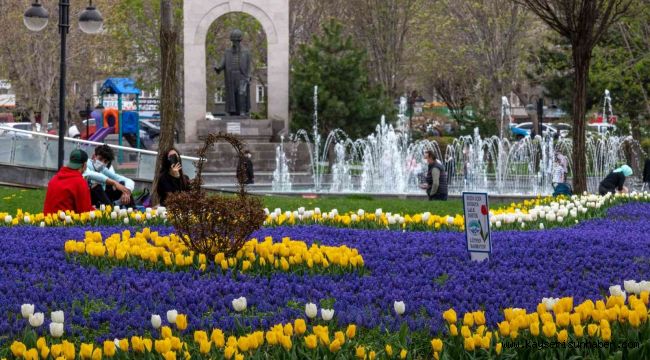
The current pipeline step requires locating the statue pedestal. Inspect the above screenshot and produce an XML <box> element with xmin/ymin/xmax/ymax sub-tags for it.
<box><xmin>197</xmin><ymin>118</ymin><xmax>285</xmax><ymax>142</ymax></box>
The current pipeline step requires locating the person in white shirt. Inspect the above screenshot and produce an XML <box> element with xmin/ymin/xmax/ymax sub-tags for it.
<box><xmin>84</xmin><ymin>144</ymin><xmax>135</xmax><ymax>207</ymax></box>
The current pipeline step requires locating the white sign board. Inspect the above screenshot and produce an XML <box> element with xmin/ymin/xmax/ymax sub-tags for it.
<box><xmin>462</xmin><ymin>192</ymin><xmax>491</xmax><ymax>261</ymax></box>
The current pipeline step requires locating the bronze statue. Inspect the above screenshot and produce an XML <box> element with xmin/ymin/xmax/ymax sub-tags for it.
<box><xmin>214</xmin><ymin>29</ymin><xmax>251</xmax><ymax>117</ymax></box>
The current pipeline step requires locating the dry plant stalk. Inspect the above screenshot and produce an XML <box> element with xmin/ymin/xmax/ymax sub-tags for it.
<box><xmin>166</xmin><ymin>133</ymin><xmax>265</xmax><ymax>258</ymax></box>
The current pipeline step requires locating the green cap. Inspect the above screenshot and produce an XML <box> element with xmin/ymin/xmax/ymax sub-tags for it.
<box><xmin>67</xmin><ymin>149</ymin><xmax>88</xmax><ymax>170</ymax></box>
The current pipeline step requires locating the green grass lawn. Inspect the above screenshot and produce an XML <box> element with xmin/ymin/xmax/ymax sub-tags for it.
<box><xmin>0</xmin><ymin>186</ymin><xmax>473</xmax><ymax>215</ymax></box>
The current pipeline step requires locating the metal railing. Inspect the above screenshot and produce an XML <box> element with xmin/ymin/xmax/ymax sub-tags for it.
<box><xmin>0</xmin><ymin>125</ymin><xmax>198</xmax><ymax>181</ymax></box>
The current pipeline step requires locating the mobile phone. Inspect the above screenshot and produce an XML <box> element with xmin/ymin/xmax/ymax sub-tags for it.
<box><xmin>169</xmin><ymin>154</ymin><xmax>180</xmax><ymax>166</ymax></box>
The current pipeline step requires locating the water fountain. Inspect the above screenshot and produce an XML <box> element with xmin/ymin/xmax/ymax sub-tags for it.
<box><xmin>271</xmin><ymin>136</ymin><xmax>292</xmax><ymax>191</ymax></box>
<box><xmin>269</xmin><ymin>92</ymin><xmax>643</xmax><ymax>195</ymax></box>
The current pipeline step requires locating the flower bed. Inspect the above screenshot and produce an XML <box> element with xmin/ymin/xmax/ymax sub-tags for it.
<box><xmin>1</xmin><ymin>202</ymin><xmax>650</xmax><ymax>348</ymax></box>
<box><xmin>3</xmin><ymin>193</ymin><xmax>649</xmax><ymax>232</ymax></box>
<box><xmin>64</xmin><ymin>229</ymin><xmax>365</xmax><ymax>276</ymax></box>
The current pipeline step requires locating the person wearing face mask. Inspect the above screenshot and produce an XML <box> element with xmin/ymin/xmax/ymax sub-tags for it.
<box><xmin>43</xmin><ymin>149</ymin><xmax>94</xmax><ymax>215</ymax></box>
<box><xmin>237</xmin><ymin>150</ymin><xmax>254</xmax><ymax>185</ymax></box>
<box><xmin>84</xmin><ymin>144</ymin><xmax>135</xmax><ymax>207</ymax></box>
<box><xmin>157</xmin><ymin>147</ymin><xmax>191</xmax><ymax>206</ymax></box>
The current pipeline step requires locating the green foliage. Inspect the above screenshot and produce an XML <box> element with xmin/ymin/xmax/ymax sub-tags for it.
<box><xmin>290</xmin><ymin>20</ymin><xmax>394</xmax><ymax>138</ymax></box>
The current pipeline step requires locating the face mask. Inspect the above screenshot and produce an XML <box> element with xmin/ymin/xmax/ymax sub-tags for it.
<box><xmin>93</xmin><ymin>160</ymin><xmax>105</xmax><ymax>172</ymax></box>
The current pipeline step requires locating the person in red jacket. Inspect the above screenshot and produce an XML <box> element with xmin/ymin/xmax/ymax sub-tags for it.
<box><xmin>43</xmin><ymin>149</ymin><xmax>94</xmax><ymax>215</ymax></box>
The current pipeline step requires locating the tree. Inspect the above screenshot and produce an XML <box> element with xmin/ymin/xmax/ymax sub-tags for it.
<box><xmin>151</xmin><ymin>0</ymin><xmax>179</xmax><ymax>206</ymax></box>
<box><xmin>290</xmin><ymin>20</ymin><xmax>392</xmax><ymax>138</ymax></box>
<box><xmin>515</xmin><ymin>0</ymin><xmax>632</xmax><ymax>193</ymax></box>
<box><xmin>345</xmin><ymin>0</ymin><xmax>422</xmax><ymax>98</ymax></box>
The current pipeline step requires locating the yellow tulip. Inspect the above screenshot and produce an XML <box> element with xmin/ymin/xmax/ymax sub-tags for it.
<box><xmin>346</xmin><ymin>324</ymin><xmax>357</xmax><ymax>339</ymax></box>
<box><xmin>163</xmin><ymin>351</ymin><xmax>177</xmax><ymax>360</ymax></box>
<box><xmin>431</xmin><ymin>338</ymin><xmax>443</xmax><ymax>353</ymax></box>
<box><xmin>573</xmin><ymin>324</ymin><xmax>584</xmax><ymax>337</ymax></box>
<box><xmin>199</xmin><ymin>340</ymin><xmax>211</xmax><ymax>354</ymax></box>
<box><xmin>542</xmin><ymin>322</ymin><xmax>556</xmax><ymax>337</ymax></box>
<box><xmin>557</xmin><ymin>329</ymin><xmax>568</xmax><ymax>343</ymax></box>
<box><xmin>355</xmin><ymin>346</ymin><xmax>366</xmax><ymax>359</ymax></box>
<box><xmin>80</xmin><ymin>343</ymin><xmax>93</xmax><ymax>359</ymax></box>
<box><xmin>23</xmin><ymin>349</ymin><xmax>38</xmax><ymax>360</ymax></box>
<box><xmin>530</xmin><ymin>322</ymin><xmax>540</xmax><ymax>337</ymax></box>
<box><xmin>91</xmin><ymin>348</ymin><xmax>102</xmax><ymax>360</ymax></box>
<box><xmin>305</xmin><ymin>335</ymin><xmax>318</xmax><ymax>350</ymax></box>
<box><xmin>450</xmin><ymin>324</ymin><xmax>458</xmax><ymax>336</ymax></box>
<box><xmin>629</xmin><ymin>310</ymin><xmax>641</xmax><ymax>327</ymax></box>
<box><xmin>369</xmin><ymin>350</ymin><xmax>376</xmax><ymax>360</ymax></box>
<box><xmin>463</xmin><ymin>313</ymin><xmax>474</xmax><ymax>327</ymax></box>
<box><xmin>588</xmin><ymin>324</ymin><xmax>599</xmax><ymax>337</ymax></box>
<box><xmin>601</xmin><ymin>327</ymin><xmax>612</xmax><ymax>341</ymax></box>
<box><xmin>464</xmin><ymin>337</ymin><xmax>475</xmax><ymax>351</ymax></box>
<box><xmin>40</xmin><ymin>346</ymin><xmax>50</xmax><ymax>360</ymax></box>
<box><xmin>400</xmin><ymin>349</ymin><xmax>408</xmax><ymax>359</ymax></box>
<box><xmin>294</xmin><ymin>319</ymin><xmax>307</xmax><ymax>335</ymax></box>
<box><xmin>103</xmin><ymin>341</ymin><xmax>116</xmax><ymax>357</ymax></box>
<box><xmin>443</xmin><ymin>308</ymin><xmax>457</xmax><ymax>324</ymax></box>
<box><xmin>118</xmin><ymin>339</ymin><xmax>129</xmax><ymax>352</ymax></box>
<box><xmin>10</xmin><ymin>341</ymin><xmax>26</xmax><ymax>357</ymax></box>
<box><xmin>176</xmin><ymin>314</ymin><xmax>188</xmax><ymax>331</ymax></box>
<box><xmin>498</xmin><ymin>321</ymin><xmax>510</xmax><ymax>336</ymax></box>
<box><xmin>496</xmin><ymin>342</ymin><xmax>502</xmax><ymax>354</ymax></box>
<box><xmin>385</xmin><ymin>344</ymin><xmax>393</xmax><ymax>357</ymax></box>
<box><xmin>473</xmin><ymin>311</ymin><xmax>486</xmax><ymax>326</ymax></box>
<box><xmin>461</xmin><ymin>325</ymin><xmax>471</xmax><ymax>338</ymax></box>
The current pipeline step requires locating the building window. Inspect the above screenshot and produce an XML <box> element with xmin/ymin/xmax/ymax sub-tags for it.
<box><xmin>256</xmin><ymin>85</ymin><xmax>265</xmax><ymax>104</ymax></box>
<box><xmin>214</xmin><ymin>87</ymin><xmax>225</xmax><ymax>104</ymax></box>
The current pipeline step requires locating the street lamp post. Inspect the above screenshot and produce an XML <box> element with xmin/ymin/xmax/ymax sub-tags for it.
<box><xmin>24</xmin><ymin>0</ymin><xmax>103</xmax><ymax>169</ymax></box>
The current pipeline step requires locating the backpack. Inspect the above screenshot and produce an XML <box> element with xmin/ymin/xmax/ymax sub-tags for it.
<box><xmin>553</xmin><ymin>183</ymin><xmax>572</xmax><ymax>197</ymax></box>
<box><xmin>134</xmin><ymin>188</ymin><xmax>151</xmax><ymax>207</ymax></box>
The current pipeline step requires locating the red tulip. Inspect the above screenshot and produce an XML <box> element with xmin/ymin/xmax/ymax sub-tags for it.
<box><xmin>480</xmin><ymin>205</ymin><xmax>488</xmax><ymax>216</ymax></box>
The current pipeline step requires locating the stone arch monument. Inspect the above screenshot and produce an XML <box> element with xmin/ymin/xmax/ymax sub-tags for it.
<box><xmin>183</xmin><ymin>0</ymin><xmax>289</xmax><ymax>142</ymax></box>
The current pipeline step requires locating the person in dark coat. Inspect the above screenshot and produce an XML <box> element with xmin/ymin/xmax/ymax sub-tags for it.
<box><xmin>599</xmin><ymin>165</ymin><xmax>633</xmax><ymax>195</ymax></box>
<box><xmin>419</xmin><ymin>150</ymin><xmax>448</xmax><ymax>201</ymax></box>
<box><xmin>237</xmin><ymin>150</ymin><xmax>255</xmax><ymax>184</ymax></box>
<box><xmin>157</xmin><ymin>147</ymin><xmax>190</xmax><ymax>206</ymax></box>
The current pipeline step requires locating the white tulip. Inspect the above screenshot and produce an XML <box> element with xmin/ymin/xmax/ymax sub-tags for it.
<box><xmin>270</xmin><ymin>213</ymin><xmax>278</xmax><ymax>220</ymax></box>
<box><xmin>4</xmin><ymin>215</ymin><xmax>11</xmax><ymax>224</ymax></box>
<box><xmin>298</xmin><ymin>207</ymin><xmax>305</xmax><ymax>215</ymax></box>
<box><xmin>539</xmin><ymin>223</ymin><xmax>544</xmax><ymax>230</ymax></box>
<box><xmin>65</xmin><ymin>216</ymin><xmax>72</xmax><ymax>224</ymax></box>
<box><xmin>321</xmin><ymin>213</ymin><xmax>328</xmax><ymax>220</ymax></box>
<box><xmin>394</xmin><ymin>301</ymin><xmax>406</xmax><ymax>315</ymax></box>
<box><xmin>314</xmin><ymin>207</ymin><xmax>321</xmax><ymax>215</ymax></box>
<box><xmin>114</xmin><ymin>338</ymin><xmax>120</xmax><ymax>349</ymax></box>
<box><xmin>388</xmin><ymin>216</ymin><xmax>396</xmax><ymax>225</ymax></box>
<box><xmin>157</xmin><ymin>207</ymin><xmax>167</xmax><ymax>215</ymax></box>
<box><xmin>119</xmin><ymin>209</ymin><xmax>128</xmax><ymax>217</ymax></box>
<box><xmin>609</xmin><ymin>285</ymin><xmax>626</xmax><ymax>299</ymax></box>
<box><xmin>127</xmin><ymin>207</ymin><xmax>133</xmax><ymax>214</ymax></box>
<box><xmin>422</xmin><ymin>212</ymin><xmax>430</xmax><ymax>222</ymax></box>
<box><xmin>274</xmin><ymin>208</ymin><xmax>281</xmax><ymax>216</ymax></box>
<box><xmin>59</xmin><ymin>211</ymin><xmax>66</xmax><ymax>220</ymax></box>
<box><xmin>331</xmin><ymin>209</ymin><xmax>338</xmax><ymax>216</ymax></box>
<box><xmin>110</xmin><ymin>212</ymin><xmax>117</xmax><ymax>220</ymax></box>
<box><xmin>232</xmin><ymin>297</ymin><xmax>247</xmax><ymax>312</ymax></box>
<box><xmin>100</xmin><ymin>204</ymin><xmax>106</xmax><ymax>211</ymax></box>
<box><xmin>21</xmin><ymin>304</ymin><xmax>34</xmax><ymax>318</ymax></box>
<box><xmin>146</xmin><ymin>213</ymin><xmax>152</xmax><ymax>220</ymax></box>
<box><xmin>375</xmin><ymin>208</ymin><xmax>383</xmax><ymax>217</ymax></box>
<box><xmin>521</xmin><ymin>222</ymin><xmax>525</xmax><ymax>228</ymax></box>
<box><xmin>50</xmin><ymin>322</ymin><xmax>64</xmax><ymax>338</ymax></box>
<box><xmin>447</xmin><ymin>216</ymin><xmax>454</xmax><ymax>225</ymax></box>
<box><xmin>89</xmin><ymin>211</ymin><xmax>96</xmax><ymax>220</ymax></box>
<box><xmin>305</xmin><ymin>303</ymin><xmax>318</xmax><ymax>319</ymax></box>
<box><xmin>495</xmin><ymin>221</ymin><xmax>502</xmax><ymax>228</ymax></box>
<box><xmin>23</xmin><ymin>215</ymin><xmax>30</xmax><ymax>223</ymax></box>
<box><xmin>357</xmin><ymin>209</ymin><xmax>365</xmax><ymax>216</ymax></box>
<box><xmin>39</xmin><ymin>222</ymin><xmax>45</xmax><ymax>227</ymax></box>
<box><xmin>321</xmin><ymin>308</ymin><xmax>335</xmax><ymax>321</ymax></box>
<box><xmin>135</xmin><ymin>214</ymin><xmax>142</xmax><ymax>221</ymax></box>
<box><xmin>29</xmin><ymin>312</ymin><xmax>44</xmax><ymax>327</ymax></box>
<box><xmin>151</xmin><ymin>314</ymin><xmax>162</xmax><ymax>329</ymax></box>
<box><xmin>167</xmin><ymin>309</ymin><xmax>178</xmax><ymax>323</ymax></box>
<box><xmin>284</xmin><ymin>211</ymin><xmax>292</xmax><ymax>218</ymax></box>
<box><xmin>557</xmin><ymin>216</ymin><xmax>563</xmax><ymax>222</ymax></box>
<box><xmin>145</xmin><ymin>207</ymin><xmax>152</xmax><ymax>213</ymax></box>
<box><xmin>264</xmin><ymin>208</ymin><xmax>270</xmax><ymax>215</ymax></box>
<box><xmin>123</xmin><ymin>217</ymin><xmax>129</xmax><ymax>224</ymax></box>
<box><xmin>351</xmin><ymin>214</ymin><xmax>358</xmax><ymax>222</ymax></box>
<box><xmin>292</xmin><ymin>211</ymin><xmax>299</xmax><ymax>218</ymax></box>
<box><xmin>639</xmin><ymin>281</ymin><xmax>650</xmax><ymax>293</ymax></box>
<box><xmin>51</xmin><ymin>310</ymin><xmax>64</xmax><ymax>324</ymax></box>
<box><xmin>542</xmin><ymin>297</ymin><xmax>560</xmax><ymax>311</ymax></box>
<box><xmin>624</xmin><ymin>280</ymin><xmax>640</xmax><ymax>295</ymax></box>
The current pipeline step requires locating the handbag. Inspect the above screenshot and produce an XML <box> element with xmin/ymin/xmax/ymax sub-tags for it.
<box><xmin>134</xmin><ymin>188</ymin><xmax>151</xmax><ymax>207</ymax></box>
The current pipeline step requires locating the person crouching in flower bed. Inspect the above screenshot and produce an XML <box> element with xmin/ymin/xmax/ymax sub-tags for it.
<box><xmin>599</xmin><ymin>165</ymin><xmax>633</xmax><ymax>195</ymax></box>
<box><xmin>157</xmin><ymin>147</ymin><xmax>191</xmax><ymax>207</ymax></box>
<box><xmin>43</xmin><ymin>149</ymin><xmax>94</xmax><ymax>215</ymax></box>
<box><xmin>419</xmin><ymin>150</ymin><xmax>448</xmax><ymax>201</ymax></box>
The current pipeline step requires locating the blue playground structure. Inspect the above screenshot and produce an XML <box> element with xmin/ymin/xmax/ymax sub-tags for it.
<box><xmin>96</xmin><ymin>78</ymin><xmax>142</xmax><ymax>149</ymax></box>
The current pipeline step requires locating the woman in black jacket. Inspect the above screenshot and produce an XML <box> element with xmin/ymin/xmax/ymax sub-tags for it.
<box><xmin>157</xmin><ymin>147</ymin><xmax>191</xmax><ymax>206</ymax></box>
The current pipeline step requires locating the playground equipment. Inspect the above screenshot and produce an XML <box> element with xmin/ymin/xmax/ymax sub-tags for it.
<box><xmin>96</xmin><ymin>78</ymin><xmax>142</xmax><ymax>149</ymax></box>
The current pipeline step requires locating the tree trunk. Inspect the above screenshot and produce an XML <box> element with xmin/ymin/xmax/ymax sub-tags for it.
<box><xmin>152</xmin><ymin>0</ymin><xmax>178</xmax><ymax>206</ymax></box>
<box><xmin>40</xmin><ymin>100</ymin><xmax>51</xmax><ymax>134</ymax></box>
<box><xmin>571</xmin><ymin>47</ymin><xmax>590</xmax><ymax>194</ymax></box>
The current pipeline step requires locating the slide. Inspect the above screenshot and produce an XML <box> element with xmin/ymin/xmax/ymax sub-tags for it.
<box><xmin>89</xmin><ymin>126</ymin><xmax>115</xmax><ymax>143</ymax></box>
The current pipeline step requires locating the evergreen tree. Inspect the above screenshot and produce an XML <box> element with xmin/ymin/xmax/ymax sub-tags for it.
<box><xmin>290</xmin><ymin>20</ymin><xmax>393</xmax><ymax>138</ymax></box>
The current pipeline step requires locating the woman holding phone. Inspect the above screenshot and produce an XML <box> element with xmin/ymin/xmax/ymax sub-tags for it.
<box><xmin>157</xmin><ymin>147</ymin><xmax>191</xmax><ymax>206</ymax></box>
